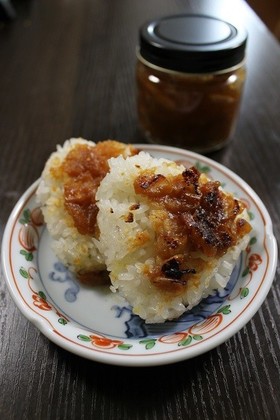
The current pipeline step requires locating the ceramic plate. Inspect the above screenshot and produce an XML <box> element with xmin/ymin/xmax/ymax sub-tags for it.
<box><xmin>1</xmin><ymin>144</ymin><xmax>277</xmax><ymax>366</ymax></box>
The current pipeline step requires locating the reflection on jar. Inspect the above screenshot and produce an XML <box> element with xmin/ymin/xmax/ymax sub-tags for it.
<box><xmin>136</xmin><ymin>56</ymin><xmax>246</xmax><ymax>153</ymax></box>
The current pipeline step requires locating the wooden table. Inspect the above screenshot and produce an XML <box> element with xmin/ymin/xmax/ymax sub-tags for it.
<box><xmin>0</xmin><ymin>1</ymin><xmax>279</xmax><ymax>418</ymax></box>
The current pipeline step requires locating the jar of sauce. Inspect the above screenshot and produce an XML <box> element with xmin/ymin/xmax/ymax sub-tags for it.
<box><xmin>136</xmin><ymin>14</ymin><xmax>247</xmax><ymax>153</ymax></box>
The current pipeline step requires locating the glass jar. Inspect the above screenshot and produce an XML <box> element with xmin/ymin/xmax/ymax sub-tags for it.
<box><xmin>136</xmin><ymin>14</ymin><xmax>247</xmax><ymax>153</ymax></box>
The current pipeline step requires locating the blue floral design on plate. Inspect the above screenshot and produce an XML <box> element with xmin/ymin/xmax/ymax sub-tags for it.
<box><xmin>49</xmin><ymin>262</ymin><xmax>80</xmax><ymax>302</ymax></box>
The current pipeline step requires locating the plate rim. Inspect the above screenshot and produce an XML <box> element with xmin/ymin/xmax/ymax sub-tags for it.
<box><xmin>1</xmin><ymin>144</ymin><xmax>278</xmax><ymax>366</ymax></box>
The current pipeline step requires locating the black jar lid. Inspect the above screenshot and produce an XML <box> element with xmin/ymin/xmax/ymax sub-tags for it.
<box><xmin>139</xmin><ymin>14</ymin><xmax>248</xmax><ymax>73</ymax></box>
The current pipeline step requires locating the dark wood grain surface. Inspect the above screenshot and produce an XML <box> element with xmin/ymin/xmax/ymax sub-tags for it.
<box><xmin>0</xmin><ymin>1</ymin><xmax>279</xmax><ymax>419</ymax></box>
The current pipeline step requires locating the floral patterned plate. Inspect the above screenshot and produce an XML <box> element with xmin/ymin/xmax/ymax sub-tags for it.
<box><xmin>1</xmin><ymin>144</ymin><xmax>277</xmax><ymax>366</ymax></box>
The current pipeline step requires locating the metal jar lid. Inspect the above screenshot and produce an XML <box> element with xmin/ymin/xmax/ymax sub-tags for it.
<box><xmin>139</xmin><ymin>14</ymin><xmax>248</xmax><ymax>73</ymax></box>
